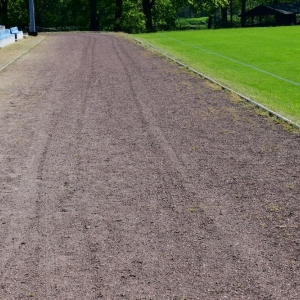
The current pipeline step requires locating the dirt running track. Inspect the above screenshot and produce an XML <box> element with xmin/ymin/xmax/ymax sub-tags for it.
<box><xmin>0</xmin><ymin>33</ymin><xmax>299</xmax><ymax>299</ymax></box>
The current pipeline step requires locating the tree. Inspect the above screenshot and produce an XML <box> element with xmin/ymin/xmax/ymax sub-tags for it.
<box><xmin>114</xmin><ymin>0</ymin><xmax>123</xmax><ymax>31</ymax></box>
<box><xmin>221</xmin><ymin>5</ymin><xmax>227</xmax><ymax>27</ymax></box>
<box><xmin>155</xmin><ymin>0</ymin><xmax>186</xmax><ymax>30</ymax></box>
<box><xmin>189</xmin><ymin>0</ymin><xmax>228</xmax><ymax>29</ymax></box>
<box><xmin>142</xmin><ymin>0</ymin><xmax>155</xmax><ymax>31</ymax></box>
<box><xmin>117</xmin><ymin>0</ymin><xmax>145</xmax><ymax>33</ymax></box>
<box><xmin>240</xmin><ymin>0</ymin><xmax>246</xmax><ymax>27</ymax></box>
<box><xmin>0</xmin><ymin>0</ymin><xmax>8</xmax><ymax>25</ymax></box>
<box><xmin>90</xmin><ymin>0</ymin><xmax>98</xmax><ymax>30</ymax></box>
<box><xmin>0</xmin><ymin>0</ymin><xmax>28</xmax><ymax>28</ymax></box>
<box><xmin>3</xmin><ymin>0</ymin><xmax>249</xmax><ymax>33</ymax></box>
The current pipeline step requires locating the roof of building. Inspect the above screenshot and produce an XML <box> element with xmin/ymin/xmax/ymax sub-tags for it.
<box><xmin>240</xmin><ymin>4</ymin><xmax>300</xmax><ymax>17</ymax></box>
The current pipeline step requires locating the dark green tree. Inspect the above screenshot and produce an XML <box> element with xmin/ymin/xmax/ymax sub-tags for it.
<box><xmin>188</xmin><ymin>0</ymin><xmax>228</xmax><ymax>28</ymax></box>
<box><xmin>142</xmin><ymin>0</ymin><xmax>155</xmax><ymax>31</ymax></box>
<box><xmin>240</xmin><ymin>0</ymin><xmax>246</xmax><ymax>26</ymax></box>
<box><xmin>90</xmin><ymin>0</ymin><xmax>99</xmax><ymax>30</ymax></box>
<box><xmin>0</xmin><ymin>0</ymin><xmax>8</xmax><ymax>25</ymax></box>
<box><xmin>117</xmin><ymin>0</ymin><xmax>145</xmax><ymax>33</ymax></box>
<box><xmin>155</xmin><ymin>0</ymin><xmax>186</xmax><ymax>30</ymax></box>
<box><xmin>114</xmin><ymin>0</ymin><xmax>123</xmax><ymax>31</ymax></box>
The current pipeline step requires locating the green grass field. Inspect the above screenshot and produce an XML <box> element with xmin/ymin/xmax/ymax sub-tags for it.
<box><xmin>134</xmin><ymin>27</ymin><xmax>300</xmax><ymax>125</ymax></box>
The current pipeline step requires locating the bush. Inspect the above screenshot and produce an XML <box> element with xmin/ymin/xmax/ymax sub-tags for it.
<box><xmin>175</xmin><ymin>17</ymin><xmax>208</xmax><ymax>30</ymax></box>
<box><xmin>119</xmin><ymin>1</ymin><xmax>146</xmax><ymax>33</ymax></box>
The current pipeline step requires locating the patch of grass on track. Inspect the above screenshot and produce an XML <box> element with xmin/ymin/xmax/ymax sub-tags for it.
<box><xmin>134</xmin><ymin>27</ymin><xmax>300</xmax><ymax>125</ymax></box>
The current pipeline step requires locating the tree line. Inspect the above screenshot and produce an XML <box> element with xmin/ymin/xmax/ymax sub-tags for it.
<box><xmin>0</xmin><ymin>0</ymin><xmax>296</xmax><ymax>33</ymax></box>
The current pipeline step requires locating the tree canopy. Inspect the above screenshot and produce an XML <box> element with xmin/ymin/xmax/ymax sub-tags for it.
<box><xmin>0</xmin><ymin>0</ymin><xmax>298</xmax><ymax>33</ymax></box>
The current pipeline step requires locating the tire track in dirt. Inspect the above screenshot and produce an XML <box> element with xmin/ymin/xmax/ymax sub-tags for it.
<box><xmin>94</xmin><ymin>36</ymin><xmax>242</xmax><ymax>298</ymax></box>
<box><xmin>0</xmin><ymin>33</ymin><xmax>299</xmax><ymax>299</ymax></box>
<box><xmin>0</xmin><ymin>34</ymin><xmax>104</xmax><ymax>298</ymax></box>
<box><xmin>32</xmin><ymin>35</ymin><xmax>105</xmax><ymax>298</ymax></box>
<box><xmin>0</xmin><ymin>36</ymin><xmax>79</xmax><ymax>298</ymax></box>
<box><xmin>104</xmin><ymin>35</ymin><xmax>300</xmax><ymax>299</ymax></box>
<box><xmin>35</xmin><ymin>38</ymin><xmax>90</xmax><ymax>297</ymax></box>
<box><xmin>111</xmin><ymin>35</ymin><xmax>256</xmax><ymax>298</ymax></box>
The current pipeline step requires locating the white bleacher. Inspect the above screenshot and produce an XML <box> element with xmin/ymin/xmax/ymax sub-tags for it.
<box><xmin>0</xmin><ymin>27</ymin><xmax>15</xmax><ymax>48</ymax></box>
<box><xmin>0</xmin><ymin>25</ymin><xmax>25</xmax><ymax>49</ymax></box>
<box><xmin>10</xmin><ymin>26</ymin><xmax>24</xmax><ymax>41</ymax></box>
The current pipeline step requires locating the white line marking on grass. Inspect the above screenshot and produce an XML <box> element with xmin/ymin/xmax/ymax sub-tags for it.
<box><xmin>158</xmin><ymin>34</ymin><xmax>300</xmax><ymax>88</ymax></box>
<box><xmin>0</xmin><ymin>36</ymin><xmax>46</xmax><ymax>73</ymax></box>
<box><xmin>133</xmin><ymin>37</ymin><xmax>300</xmax><ymax>129</ymax></box>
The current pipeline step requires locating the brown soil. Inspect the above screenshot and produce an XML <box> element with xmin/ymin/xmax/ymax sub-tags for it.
<box><xmin>0</xmin><ymin>32</ymin><xmax>299</xmax><ymax>299</ymax></box>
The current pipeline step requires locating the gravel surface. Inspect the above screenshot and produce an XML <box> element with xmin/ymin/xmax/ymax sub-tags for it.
<box><xmin>0</xmin><ymin>32</ymin><xmax>299</xmax><ymax>299</ymax></box>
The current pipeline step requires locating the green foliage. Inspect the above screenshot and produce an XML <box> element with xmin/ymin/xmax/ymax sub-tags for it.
<box><xmin>118</xmin><ymin>0</ymin><xmax>146</xmax><ymax>33</ymax></box>
<box><xmin>7</xmin><ymin>0</ymin><xmax>27</xmax><ymax>28</ymax></box>
<box><xmin>188</xmin><ymin>0</ymin><xmax>228</xmax><ymax>16</ymax></box>
<box><xmin>0</xmin><ymin>0</ymin><xmax>276</xmax><ymax>32</ymax></box>
<box><xmin>0</xmin><ymin>0</ymin><xmax>191</xmax><ymax>32</ymax></box>
<box><xmin>176</xmin><ymin>17</ymin><xmax>208</xmax><ymax>30</ymax></box>
<box><xmin>155</xmin><ymin>0</ymin><xmax>178</xmax><ymax>30</ymax></box>
<box><xmin>0</xmin><ymin>0</ymin><xmax>27</xmax><ymax>28</ymax></box>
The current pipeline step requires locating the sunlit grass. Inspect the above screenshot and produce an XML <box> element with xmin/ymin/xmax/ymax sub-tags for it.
<box><xmin>135</xmin><ymin>27</ymin><xmax>300</xmax><ymax>125</ymax></box>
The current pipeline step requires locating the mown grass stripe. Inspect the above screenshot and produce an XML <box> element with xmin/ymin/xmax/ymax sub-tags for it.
<box><xmin>158</xmin><ymin>33</ymin><xmax>300</xmax><ymax>88</ymax></box>
<box><xmin>133</xmin><ymin>36</ymin><xmax>300</xmax><ymax>130</ymax></box>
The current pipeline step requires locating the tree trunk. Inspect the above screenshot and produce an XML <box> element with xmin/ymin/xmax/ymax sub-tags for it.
<box><xmin>0</xmin><ymin>0</ymin><xmax>8</xmax><ymax>25</ymax></box>
<box><xmin>142</xmin><ymin>0</ymin><xmax>155</xmax><ymax>32</ymax></box>
<box><xmin>229</xmin><ymin>0</ymin><xmax>233</xmax><ymax>28</ymax></box>
<box><xmin>221</xmin><ymin>7</ymin><xmax>227</xmax><ymax>28</ymax></box>
<box><xmin>208</xmin><ymin>15</ymin><xmax>213</xmax><ymax>29</ymax></box>
<box><xmin>34</xmin><ymin>0</ymin><xmax>41</xmax><ymax>28</ymax></box>
<box><xmin>90</xmin><ymin>0</ymin><xmax>99</xmax><ymax>31</ymax></box>
<box><xmin>241</xmin><ymin>0</ymin><xmax>247</xmax><ymax>27</ymax></box>
<box><xmin>114</xmin><ymin>0</ymin><xmax>123</xmax><ymax>32</ymax></box>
